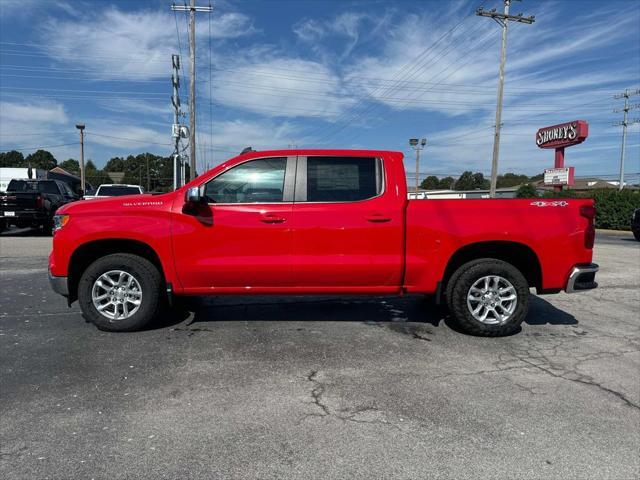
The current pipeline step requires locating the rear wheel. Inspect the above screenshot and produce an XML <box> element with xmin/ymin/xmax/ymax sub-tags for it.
<box><xmin>78</xmin><ymin>253</ymin><xmax>162</xmax><ymax>332</ymax></box>
<box><xmin>445</xmin><ymin>259</ymin><xmax>529</xmax><ymax>336</ymax></box>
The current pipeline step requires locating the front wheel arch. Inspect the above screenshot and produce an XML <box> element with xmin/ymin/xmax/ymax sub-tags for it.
<box><xmin>67</xmin><ymin>239</ymin><xmax>166</xmax><ymax>304</ymax></box>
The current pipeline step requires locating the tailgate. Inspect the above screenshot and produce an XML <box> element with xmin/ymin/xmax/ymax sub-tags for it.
<box><xmin>0</xmin><ymin>192</ymin><xmax>39</xmax><ymax>211</ymax></box>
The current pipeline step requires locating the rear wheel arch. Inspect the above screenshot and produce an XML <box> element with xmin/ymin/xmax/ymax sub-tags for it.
<box><xmin>441</xmin><ymin>241</ymin><xmax>542</xmax><ymax>293</ymax></box>
<box><xmin>67</xmin><ymin>239</ymin><xmax>166</xmax><ymax>303</ymax></box>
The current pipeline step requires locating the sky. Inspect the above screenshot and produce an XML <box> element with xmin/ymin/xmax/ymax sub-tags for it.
<box><xmin>0</xmin><ymin>0</ymin><xmax>639</xmax><ymax>183</ymax></box>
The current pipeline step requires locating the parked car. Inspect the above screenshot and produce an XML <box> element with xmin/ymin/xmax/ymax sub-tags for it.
<box><xmin>48</xmin><ymin>149</ymin><xmax>599</xmax><ymax>335</ymax></box>
<box><xmin>632</xmin><ymin>208</ymin><xmax>640</xmax><ymax>241</ymax></box>
<box><xmin>84</xmin><ymin>184</ymin><xmax>144</xmax><ymax>200</ymax></box>
<box><xmin>0</xmin><ymin>179</ymin><xmax>78</xmax><ymax>233</ymax></box>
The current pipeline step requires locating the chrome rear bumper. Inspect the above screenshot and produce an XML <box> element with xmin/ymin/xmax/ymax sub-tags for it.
<box><xmin>566</xmin><ymin>263</ymin><xmax>599</xmax><ymax>293</ymax></box>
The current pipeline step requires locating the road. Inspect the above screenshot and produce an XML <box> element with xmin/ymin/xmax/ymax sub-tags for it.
<box><xmin>1</xmin><ymin>230</ymin><xmax>639</xmax><ymax>479</ymax></box>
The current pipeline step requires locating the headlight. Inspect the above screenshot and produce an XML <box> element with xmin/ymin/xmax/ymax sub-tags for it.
<box><xmin>53</xmin><ymin>214</ymin><xmax>70</xmax><ymax>231</ymax></box>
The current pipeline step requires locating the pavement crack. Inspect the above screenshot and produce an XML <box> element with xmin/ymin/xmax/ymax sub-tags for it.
<box><xmin>300</xmin><ymin>372</ymin><xmax>403</xmax><ymax>431</ymax></box>
<box><xmin>430</xmin><ymin>364</ymin><xmax>529</xmax><ymax>380</ymax></box>
<box><xmin>306</xmin><ymin>370</ymin><xmax>330</xmax><ymax>417</ymax></box>
<box><xmin>517</xmin><ymin>357</ymin><xmax>640</xmax><ymax>410</ymax></box>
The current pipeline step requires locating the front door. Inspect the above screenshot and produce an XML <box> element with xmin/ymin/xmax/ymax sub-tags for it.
<box><xmin>172</xmin><ymin>156</ymin><xmax>295</xmax><ymax>292</ymax></box>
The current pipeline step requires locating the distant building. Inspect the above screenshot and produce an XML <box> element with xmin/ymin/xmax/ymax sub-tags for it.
<box><xmin>533</xmin><ymin>177</ymin><xmax>638</xmax><ymax>192</ymax></box>
<box><xmin>48</xmin><ymin>166</ymin><xmax>92</xmax><ymax>195</ymax></box>
<box><xmin>408</xmin><ymin>187</ymin><xmax>518</xmax><ymax>199</ymax></box>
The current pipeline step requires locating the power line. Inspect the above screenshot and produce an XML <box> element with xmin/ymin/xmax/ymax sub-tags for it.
<box><xmin>476</xmin><ymin>0</ymin><xmax>536</xmax><ymax>198</ymax></box>
<box><xmin>86</xmin><ymin>133</ymin><xmax>172</xmax><ymax>146</ymax></box>
<box><xmin>305</xmin><ymin>18</ymin><xmax>473</xmax><ymax>141</ymax></box>
<box><xmin>613</xmin><ymin>88</ymin><xmax>640</xmax><ymax>189</ymax></box>
<box><xmin>0</xmin><ymin>142</ymin><xmax>78</xmax><ymax>152</ymax></box>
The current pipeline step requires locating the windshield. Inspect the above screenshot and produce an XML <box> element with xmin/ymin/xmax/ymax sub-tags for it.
<box><xmin>97</xmin><ymin>186</ymin><xmax>141</xmax><ymax>196</ymax></box>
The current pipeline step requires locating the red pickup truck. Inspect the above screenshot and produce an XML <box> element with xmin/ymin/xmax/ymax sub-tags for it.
<box><xmin>48</xmin><ymin>149</ymin><xmax>598</xmax><ymax>336</ymax></box>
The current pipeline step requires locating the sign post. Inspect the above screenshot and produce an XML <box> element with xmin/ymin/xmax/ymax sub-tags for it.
<box><xmin>536</xmin><ymin>120</ymin><xmax>588</xmax><ymax>192</ymax></box>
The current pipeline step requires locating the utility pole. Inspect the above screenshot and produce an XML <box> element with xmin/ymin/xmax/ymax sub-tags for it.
<box><xmin>409</xmin><ymin>138</ymin><xmax>427</xmax><ymax>191</ymax></box>
<box><xmin>75</xmin><ymin>123</ymin><xmax>85</xmax><ymax>193</ymax></box>
<box><xmin>171</xmin><ymin>54</ymin><xmax>184</xmax><ymax>190</ymax></box>
<box><xmin>477</xmin><ymin>1</ymin><xmax>535</xmax><ymax>198</ymax></box>
<box><xmin>613</xmin><ymin>88</ymin><xmax>640</xmax><ymax>190</ymax></box>
<box><xmin>171</xmin><ymin>1</ymin><xmax>212</xmax><ymax>182</ymax></box>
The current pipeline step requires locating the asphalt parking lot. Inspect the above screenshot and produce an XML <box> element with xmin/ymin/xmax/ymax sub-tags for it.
<box><xmin>1</xmin><ymin>230</ymin><xmax>638</xmax><ymax>479</ymax></box>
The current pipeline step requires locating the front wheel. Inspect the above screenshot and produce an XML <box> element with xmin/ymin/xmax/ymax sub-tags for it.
<box><xmin>78</xmin><ymin>253</ymin><xmax>162</xmax><ymax>332</ymax></box>
<box><xmin>445</xmin><ymin>259</ymin><xmax>530</xmax><ymax>336</ymax></box>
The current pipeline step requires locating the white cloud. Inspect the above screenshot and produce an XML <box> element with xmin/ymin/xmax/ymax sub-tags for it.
<box><xmin>0</xmin><ymin>99</ymin><xmax>68</xmax><ymax>127</ymax></box>
<box><xmin>293</xmin><ymin>11</ymin><xmax>387</xmax><ymax>59</ymax></box>
<box><xmin>0</xmin><ymin>98</ymin><xmax>79</xmax><ymax>160</ymax></box>
<box><xmin>38</xmin><ymin>6</ymin><xmax>255</xmax><ymax>81</ymax></box>
<box><xmin>211</xmin><ymin>56</ymin><xmax>353</xmax><ymax>120</ymax></box>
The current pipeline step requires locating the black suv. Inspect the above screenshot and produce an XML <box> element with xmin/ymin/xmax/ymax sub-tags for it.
<box><xmin>633</xmin><ymin>208</ymin><xmax>640</xmax><ymax>241</ymax></box>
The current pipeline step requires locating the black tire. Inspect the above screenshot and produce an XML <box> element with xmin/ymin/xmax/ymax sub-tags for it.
<box><xmin>78</xmin><ymin>253</ymin><xmax>163</xmax><ymax>332</ymax></box>
<box><xmin>41</xmin><ymin>218</ymin><xmax>53</xmax><ymax>236</ymax></box>
<box><xmin>633</xmin><ymin>230</ymin><xmax>640</xmax><ymax>242</ymax></box>
<box><xmin>445</xmin><ymin>258</ymin><xmax>529</xmax><ymax>337</ymax></box>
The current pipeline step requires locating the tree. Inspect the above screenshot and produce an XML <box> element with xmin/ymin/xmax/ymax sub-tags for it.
<box><xmin>497</xmin><ymin>173</ymin><xmax>530</xmax><ymax>188</ymax></box>
<box><xmin>420</xmin><ymin>175</ymin><xmax>441</xmax><ymax>190</ymax></box>
<box><xmin>472</xmin><ymin>172</ymin><xmax>490</xmax><ymax>190</ymax></box>
<box><xmin>438</xmin><ymin>176</ymin><xmax>455</xmax><ymax>189</ymax></box>
<box><xmin>104</xmin><ymin>156</ymin><xmax>126</xmax><ymax>172</ymax></box>
<box><xmin>84</xmin><ymin>160</ymin><xmax>111</xmax><ymax>187</ymax></box>
<box><xmin>58</xmin><ymin>159</ymin><xmax>80</xmax><ymax>176</ymax></box>
<box><xmin>454</xmin><ymin>171</ymin><xmax>476</xmax><ymax>191</ymax></box>
<box><xmin>0</xmin><ymin>150</ymin><xmax>25</xmax><ymax>168</ymax></box>
<box><xmin>515</xmin><ymin>184</ymin><xmax>539</xmax><ymax>198</ymax></box>
<box><xmin>25</xmin><ymin>149</ymin><xmax>57</xmax><ymax>170</ymax></box>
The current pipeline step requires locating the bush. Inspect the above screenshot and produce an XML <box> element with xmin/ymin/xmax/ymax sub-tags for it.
<box><xmin>515</xmin><ymin>184</ymin><xmax>538</xmax><ymax>198</ymax></box>
<box><xmin>541</xmin><ymin>188</ymin><xmax>640</xmax><ymax>230</ymax></box>
<box><xmin>590</xmin><ymin>189</ymin><xmax>640</xmax><ymax>230</ymax></box>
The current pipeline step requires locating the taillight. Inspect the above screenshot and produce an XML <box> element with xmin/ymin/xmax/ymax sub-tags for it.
<box><xmin>36</xmin><ymin>194</ymin><xmax>43</xmax><ymax>209</ymax></box>
<box><xmin>580</xmin><ymin>204</ymin><xmax>596</xmax><ymax>249</ymax></box>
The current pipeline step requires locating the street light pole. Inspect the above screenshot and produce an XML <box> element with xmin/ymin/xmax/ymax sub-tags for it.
<box><xmin>75</xmin><ymin>123</ymin><xmax>85</xmax><ymax>193</ymax></box>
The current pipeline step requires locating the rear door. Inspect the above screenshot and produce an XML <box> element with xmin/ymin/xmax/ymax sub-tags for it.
<box><xmin>290</xmin><ymin>155</ymin><xmax>404</xmax><ymax>290</ymax></box>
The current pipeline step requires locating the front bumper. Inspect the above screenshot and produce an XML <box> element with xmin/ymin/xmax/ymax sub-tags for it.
<box><xmin>48</xmin><ymin>271</ymin><xmax>69</xmax><ymax>297</ymax></box>
<box><xmin>566</xmin><ymin>263</ymin><xmax>599</xmax><ymax>293</ymax></box>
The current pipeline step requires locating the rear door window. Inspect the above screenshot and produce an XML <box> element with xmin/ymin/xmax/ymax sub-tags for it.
<box><xmin>305</xmin><ymin>157</ymin><xmax>381</xmax><ymax>202</ymax></box>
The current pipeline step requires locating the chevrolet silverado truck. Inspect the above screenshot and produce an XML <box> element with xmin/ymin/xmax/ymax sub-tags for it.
<box><xmin>1</xmin><ymin>179</ymin><xmax>77</xmax><ymax>233</ymax></box>
<box><xmin>48</xmin><ymin>150</ymin><xmax>599</xmax><ymax>335</ymax></box>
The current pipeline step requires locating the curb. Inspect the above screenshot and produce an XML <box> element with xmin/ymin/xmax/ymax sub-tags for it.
<box><xmin>596</xmin><ymin>229</ymin><xmax>633</xmax><ymax>236</ymax></box>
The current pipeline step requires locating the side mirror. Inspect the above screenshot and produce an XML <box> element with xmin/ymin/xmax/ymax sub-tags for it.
<box><xmin>185</xmin><ymin>186</ymin><xmax>203</xmax><ymax>204</ymax></box>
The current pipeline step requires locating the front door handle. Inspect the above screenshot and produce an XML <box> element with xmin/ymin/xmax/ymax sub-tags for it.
<box><xmin>365</xmin><ymin>214</ymin><xmax>392</xmax><ymax>223</ymax></box>
<box><xmin>260</xmin><ymin>214</ymin><xmax>286</xmax><ymax>224</ymax></box>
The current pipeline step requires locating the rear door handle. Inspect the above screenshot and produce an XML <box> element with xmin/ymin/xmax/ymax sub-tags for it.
<box><xmin>365</xmin><ymin>214</ymin><xmax>392</xmax><ymax>223</ymax></box>
<box><xmin>260</xmin><ymin>214</ymin><xmax>286</xmax><ymax>224</ymax></box>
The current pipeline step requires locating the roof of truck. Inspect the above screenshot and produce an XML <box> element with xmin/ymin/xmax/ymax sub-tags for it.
<box><xmin>230</xmin><ymin>149</ymin><xmax>404</xmax><ymax>163</ymax></box>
